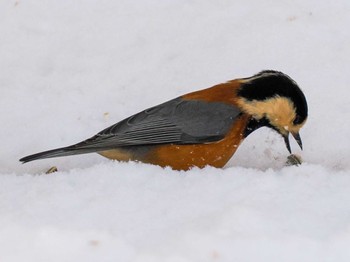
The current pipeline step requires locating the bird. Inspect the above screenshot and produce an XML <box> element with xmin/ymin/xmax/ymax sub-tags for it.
<box><xmin>20</xmin><ymin>70</ymin><xmax>308</xmax><ymax>170</ymax></box>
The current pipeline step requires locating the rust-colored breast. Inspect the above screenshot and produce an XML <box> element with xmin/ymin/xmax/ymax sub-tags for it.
<box><xmin>143</xmin><ymin>114</ymin><xmax>250</xmax><ymax>170</ymax></box>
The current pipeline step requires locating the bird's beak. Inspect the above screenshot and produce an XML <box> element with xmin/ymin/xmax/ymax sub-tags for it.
<box><xmin>283</xmin><ymin>132</ymin><xmax>303</xmax><ymax>154</ymax></box>
<box><xmin>292</xmin><ymin>131</ymin><xmax>303</xmax><ymax>150</ymax></box>
<box><xmin>283</xmin><ymin>133</ymin><xmax>292</xmax><ymax>154</ymax></box>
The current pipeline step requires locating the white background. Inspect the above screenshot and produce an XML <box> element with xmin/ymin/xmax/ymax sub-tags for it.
<box><xmin>1</xmin><ymin>1</ymin><xmax>349</xmax><ymax>261</ymax></box>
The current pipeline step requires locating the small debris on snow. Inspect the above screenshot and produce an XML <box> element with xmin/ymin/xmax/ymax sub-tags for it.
<box><xmin>285</xmin><ymin>154</ymin><xmax>302</xmax><ymax>166</ymax></box>
<box><xmin>45</xmin><ymin>166</ymin><xmax>58</xmax><ymax>174</ymax></box>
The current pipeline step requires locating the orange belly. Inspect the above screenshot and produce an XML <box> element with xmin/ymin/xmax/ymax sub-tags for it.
<box><xmin>144</xmin><ymin>114</ymin><xmax>249</xmax><ymax>170</ymax></box>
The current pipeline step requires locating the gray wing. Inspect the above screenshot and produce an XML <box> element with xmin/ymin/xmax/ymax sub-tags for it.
<box><xmin>19</xmin><ymin>97</ymin><xmax>243</xmax><ymax>163</ymax></box>
<box><xmin>77</xmin><ymin>97</ymin><xmax>241</xmax><ymax>149</ymax></box>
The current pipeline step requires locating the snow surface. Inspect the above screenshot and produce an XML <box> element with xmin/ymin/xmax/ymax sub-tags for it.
<box><xmin>1</xmin><ymin>0</ymin><xmax>350</xmax><ymax>261</ymax></box>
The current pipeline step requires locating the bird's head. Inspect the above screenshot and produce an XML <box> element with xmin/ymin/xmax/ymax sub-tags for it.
<box><xmin>236</xmin><ymin>70</ymin><xmax>308</xmax><ymax>153</ymax></box>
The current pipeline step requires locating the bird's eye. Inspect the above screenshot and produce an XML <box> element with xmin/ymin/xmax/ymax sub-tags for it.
<box><xmin>293</xmin><ymin>115</ymin><xmax>302</xmax><ymax>125</ymax></box>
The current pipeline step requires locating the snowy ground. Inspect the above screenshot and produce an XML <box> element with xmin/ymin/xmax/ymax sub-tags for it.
<box><xmin>1</xmin><ymin>0</ymin><xmax>350</xmax><ymax>261</ymax></box>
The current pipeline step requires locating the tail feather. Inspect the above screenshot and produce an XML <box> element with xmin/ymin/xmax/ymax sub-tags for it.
<box><xmin>19</xmin><ymin>146</ymin><xmax>100</xmax><ymax>163</ymax></box>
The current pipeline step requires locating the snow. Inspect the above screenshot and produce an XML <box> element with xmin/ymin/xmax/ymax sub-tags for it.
<box><xmin>1</xmin><ymin>0</ymin><xmax>350</xmax><ymax>261</ymax></box>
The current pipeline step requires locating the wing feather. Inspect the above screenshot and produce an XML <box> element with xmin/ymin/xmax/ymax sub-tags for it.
<box><xmin>75</xmin><ymin>97</ymin><xmax>241</xmax><ymax>149</ymax></box>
